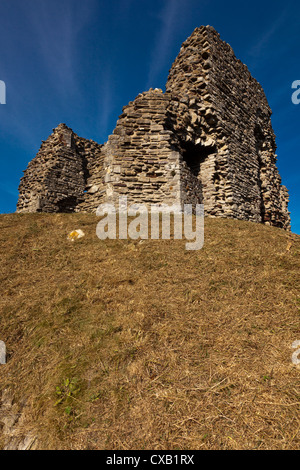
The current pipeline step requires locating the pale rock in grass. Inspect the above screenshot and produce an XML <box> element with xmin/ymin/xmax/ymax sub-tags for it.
<box><xmin>67</xmin><ymin>229</ymin><xmax>85</xmax><ymax>242</ymax></box>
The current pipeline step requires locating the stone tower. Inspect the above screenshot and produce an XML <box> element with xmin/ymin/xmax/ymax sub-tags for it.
<box><xmin>17</xmin><ymin>26</ymin><xmax>290</xmax><ymax>230</ymax></box>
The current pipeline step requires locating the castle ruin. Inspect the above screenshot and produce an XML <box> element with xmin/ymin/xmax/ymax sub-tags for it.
<box><xmin>17</xmin><ymin>26</ymin><xmax>290</xmax><ymax>230</ymax></box>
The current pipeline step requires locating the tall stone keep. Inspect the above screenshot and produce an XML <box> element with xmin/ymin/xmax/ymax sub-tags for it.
<box><xmin>17</xmin><ymin>26</ymin><xmax>290</xmax><ymax>230</ymax></box>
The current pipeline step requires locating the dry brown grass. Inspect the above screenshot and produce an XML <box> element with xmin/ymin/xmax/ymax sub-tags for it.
<box><xmin>0</xmin><ymin>213</ymin><xmax>299</xmax><ymax>450</ymax></box>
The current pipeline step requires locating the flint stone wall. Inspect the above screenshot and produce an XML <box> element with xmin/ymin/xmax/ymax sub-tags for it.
<box><xmin>16</xmin><ymin>26</ymin><xmax>290</xmax><ymax>230</ymax></box>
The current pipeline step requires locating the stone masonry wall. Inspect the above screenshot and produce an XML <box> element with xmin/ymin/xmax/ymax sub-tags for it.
<box><xmin>16</xmin><ymin>26</ymin><xmax>290</xmax><ymax>230</ymax></box>
<box><xmin>166</xmin><ymin>26</ymin><xmax>290</xmax><ymax>229</ymax></box>
<box><xmin>100</xmin><ymin>90</ymin><xmax>181</xmax><ymax>207</ymax></box>
<box><xmin>17</xmin><ymin>124</ymin><xmax>104</xmax><ymax>214</ymax></box>
<box><xmin>100</xmin><ymin>89</ymin><xmax>203</xmax><ymax>209</ymax></box>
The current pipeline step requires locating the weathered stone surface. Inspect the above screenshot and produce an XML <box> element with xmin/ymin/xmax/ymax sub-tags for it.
<box><xmin>166</xmin><ymin>26</ymin><xmax>290</xmax><ymax>229</ymax></box>
<box><xmin>16</xmin><ymin>26</ymin><xmax>290</xmax><ymax>230</ymax></box>
<box><xmin>17</xmin><ymin>124</ymin><xmax>105</xmax><ymax>214</ymax></box>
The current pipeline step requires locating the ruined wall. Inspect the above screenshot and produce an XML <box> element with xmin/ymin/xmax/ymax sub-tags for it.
<box><xmin>17</xmin><ymin>124</ymin><xmax>104</xmax><ymax>214</ymax></box>
<box><xmin>16</xmin><ymin>26</ymin><xmax>290</xmax><ymax>230</ymax></box>
<box><xmin>166</xmin><ymin>26</ymin><xmax>290</xmax><ymax>229</ymax></box>
<box><xmin>100</xmin><ymin>89</ymin><xmax>181</xmax><ymax>207</ymax></box>
<box><xmin>74</xmin><ymin>137</ymin><xmax>106</xmax><ymax>212</ymax></box>
<box><xmin>100</xmin><ymin>89</ymin><xmax>202</xmax><ymax>209</ymax></box>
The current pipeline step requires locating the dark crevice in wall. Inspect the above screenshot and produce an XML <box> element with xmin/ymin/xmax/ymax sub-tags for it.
<box><xmin>181</xmin><ymin>141</ymin><xmax>216</xmax><ymax>178</ymax></box>
<box><xmin>254</xmin><ymin>125</ymin><xmax>266</xmax><ymax>224</ymax></box>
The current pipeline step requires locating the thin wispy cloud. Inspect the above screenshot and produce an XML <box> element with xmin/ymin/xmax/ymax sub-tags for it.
<box><xmin>22</xmin><ymin>1</ymin><xmax>97</xmax><ymax>95</ymax></box>
<box><xmin>146</xmin><ymin>0</ymin><xmax>183</xmax><ymax>89</ymax></box>
<box><xmin>249</xmin><ymin>8</ymin><xmax>289</xmax><ymax>58</ymax></box>
<box><xmin>0</xmin><ymin>1</ymin><xmax>98</xmax><ymax>149</ymax></box>
<box><xmin>0</xmin><ymin>182</ymin><xmax>19</xmax><ymax>199</ymax></box>
<box><xmin>96</xmin><ymin>68</ymin><xmax>115</xmax><ymax>140</ymax></box>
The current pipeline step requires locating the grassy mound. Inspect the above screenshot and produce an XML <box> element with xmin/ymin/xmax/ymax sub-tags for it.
<box><xmin>0</xmin><ymin>213</ymin><xmax>299</xmax><ymax>450</ymax></box>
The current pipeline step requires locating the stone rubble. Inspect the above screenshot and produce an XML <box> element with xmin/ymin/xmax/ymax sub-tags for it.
<box><xmin>17</xmin><ymin>26</ymin><xmax>290</xmax><ymax>230</ymax></box>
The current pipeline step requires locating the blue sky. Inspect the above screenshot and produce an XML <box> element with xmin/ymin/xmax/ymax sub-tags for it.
<box><xmin>0</xmin><ymin>0</ymin><xmax>299</xmax><ymax>233</ymax></box>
